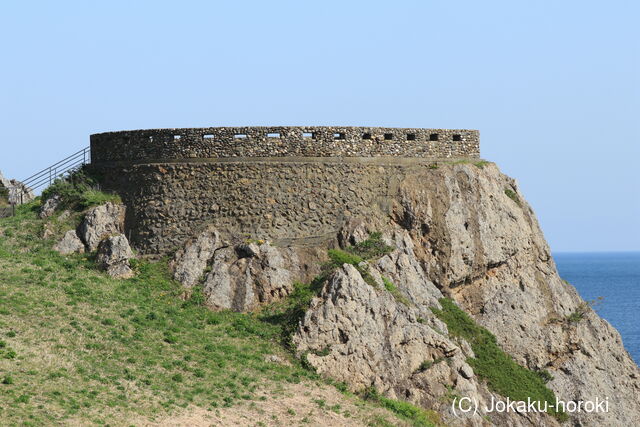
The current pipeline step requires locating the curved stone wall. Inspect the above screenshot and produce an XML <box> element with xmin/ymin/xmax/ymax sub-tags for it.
<box><xmin>91</xmin><ymin>126</ymin><xmax>479</xmax><ymax>162</ymax></box>
<box><xmin>90</xmin><ymin>126</ymin><xmax>481</xmax><ymax>254</ymax></box>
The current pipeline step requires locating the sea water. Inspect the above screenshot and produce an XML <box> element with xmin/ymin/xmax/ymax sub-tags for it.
<box><xmin>554</xmin><ymin>252</ymin><xmax>640</xmax><ymax>364</ymax></box>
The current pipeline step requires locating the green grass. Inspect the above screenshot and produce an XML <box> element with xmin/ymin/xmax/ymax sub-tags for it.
<box><xmin>327</xmin><ymin>249</ymin><xmax>364</xmax><ymax>267</ymax></box>
<box><xmin>362</xmin><ymin>386</ymin><xmax>442</xmax><ymax>427</ymax></box>
<box><xmin>40</xmin><ymin>166</ymin><xmax>120</xmax><ymax>211</ymax></box>
<box><xmin>259</xmin><ymin>278</ymin><xmax>326</xmax><ymax>349</ymax></box>
<box><xmin>431</xmin><ymin>298</ymin><xmax>567</xmax><ymax>422</ymax></box>
<box><xmin>382</xmin><ymin>276</ymin><xmax>411</xmax><ymax>306</ymax></box>
<box><xmin>76</xmin><ymin>189</ymin><xmax>121</xmax><ymax>210</ymax></box>
<box><xmin>0</xmin><ymin>205</ymin><xmax>317</xmax><ymax>425</ymax></box>
<box><xmin>1</xmin><ymin>205</ymin><xmax>446</xmax><ymax>425</ymax></box>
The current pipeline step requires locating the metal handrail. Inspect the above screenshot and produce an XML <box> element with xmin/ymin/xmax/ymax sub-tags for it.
<box><xmin>1</xmin><ymin>147</ymin><xmax>91</xmax><ymax>218</ymax></box>
<box><xmin>20</xmin><ymin>147</ymin><xmax>90</xmax><ymax>191</ymax></box>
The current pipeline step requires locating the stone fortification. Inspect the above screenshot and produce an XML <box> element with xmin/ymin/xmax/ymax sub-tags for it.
<box><xmin>89</xmin><ymin>126</ymin><xmax>480</xmax><ymax>254</ymax></box>
<box><xmin>91</xmin><ymin>126</ymin><xmax>479</xmax><ymax>161</ymax></box>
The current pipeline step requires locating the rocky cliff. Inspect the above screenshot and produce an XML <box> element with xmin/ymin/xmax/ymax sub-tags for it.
<box><xmin>170</xmin><ymin>161</ymin><xmax>639</xmax><ymax>426</ymax></box>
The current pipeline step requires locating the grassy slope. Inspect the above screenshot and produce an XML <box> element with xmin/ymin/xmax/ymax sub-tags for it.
<box><xmin>431</xmin><ymin>298</ymin><xmax>567</xmax><ymax>422</ymax></box>
<box><xmin>0</xmin><ymin>203</ymin><xmax>436</xmax><ymax>426</ymax></box>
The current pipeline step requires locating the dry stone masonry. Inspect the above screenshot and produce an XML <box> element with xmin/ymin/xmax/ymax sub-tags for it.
<box><xmin>90</xmin><ymin>126</ymin><xmax>480</xmax><ymax>254</ymax></box>
<box><xmin>91</xmin><ymin>126</ymin><xmax>479</xmax><ymax>161</ymax></box>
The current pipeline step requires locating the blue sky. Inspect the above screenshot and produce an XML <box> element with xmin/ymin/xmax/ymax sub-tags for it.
<box><xmin>1</xmin><ymin>1</ymin><xmax>638</xmax><ymax>252</ymax></box>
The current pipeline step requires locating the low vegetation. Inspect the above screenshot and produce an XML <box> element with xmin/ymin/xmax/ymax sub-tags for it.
<box><xmin>0</xmin><ymin>186</ymin><xmax>9</xmax><ymax>207</ymax></box>
<box><xmin>504</xmin><ymin>188</ymin><xmax>522</xmax><ymax>207</ymax></box>
<box><xmin>416</xmin><ymin>358</ymin><xmax>444</xmax><ymax>373</ymax></box>
<box><xmin>345</xmin><ymin>231</ymin><xmax>394</xmax><ymax>260</ymax></box>
<box><xmin>362</xmin><ymin>386</ymin><xmax>442</xmax><ymax>427</ymax></box>
<box><xmin>382</xmin><ymin>276</ymin><xmax>411</xmax><ymax>306</ymax></box>
<box><xmin>431</xmin><ymin>298</ymin><xmax>567</xmax><ymax>422</ymax></box>
<box><xmin>566</xmin><ymin>297</ymin><xmax>603</xmax><ymax>323</ymax></box>
<box><xmin>41</xmin><ymin>167</ymin><xmax>120</xmax><ymax>210</ymax></box>
<box><xmin>0</xmin><ymin>204</ymin><xmax>428</xmax><ymax>425</ymax></box>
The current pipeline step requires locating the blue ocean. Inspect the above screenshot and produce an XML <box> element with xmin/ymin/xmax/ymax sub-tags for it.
<box><xmin>554</xmin><ymin>252</ymin><xmax>640</xmax><ymax>365</ymax></box>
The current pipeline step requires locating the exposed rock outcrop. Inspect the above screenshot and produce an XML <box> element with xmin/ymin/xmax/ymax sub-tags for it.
<box><xmin>203</xmin><ymin>243</ymin><xmax>308</xmax><ymax>311</ymax></box>
<box><xmin>294</xmin><ymin>263</ymin><xmax>555</xmax><ymax>426</ymax></box>
<box><xmin>53</xmin><ymin>230</ymin><xmax>85</xmax><ymax>255</ymax></box>
<box><xmin>384</xmin><ymin>163</ymin><xmax>640</xmax><ymax>426</ymax></box>
<box><xmin>39</xmin><ymin>195</ymin><xmax>62</xmax><ymax>218</ymax></box>
<box><xmin>96</xmin><ymin>234</ymin><xmax>134</xmax><ymax>279</ymax></box>
<box><xmin>77</xmin><ymin>202</ymin><xmax>125</xmax><ymax>251</ymax></box>
<box><xmin>0</xmin><ymin>170</ymin><xmax>35</xmax><ymax>206</ymax></box>
<box><xmin>171</xmin><ymin>231</ymin><xmax>324</xmax><ymax>311</ymax></box>
<box><xmin>164</xmin><ymin>161</ymin><xmax>638</xmax><ymax>425</ymax></box>
<box><xmin>171</xmin><ymin>227</ymin><xmax>224</xmax><ymax>289</ymax></box>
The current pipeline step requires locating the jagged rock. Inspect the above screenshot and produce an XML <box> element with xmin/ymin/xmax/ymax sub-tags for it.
<box><xmin>171</xmin><ymin>227</ymin><xmax>224</xmax><ymax>288</ymax></box>
<box><xmin>0</xmin><ymin>170</ymin><xmax>35</xmax><ymax>205</ymax></box>
<box><xmin>387</xmin><ymin>163</ymin><xmax>640</xmax><ymax>425</ymax></box>
<box><xmin>236</xmin><ymin>242</ymin><xmax>259</xmax><ymax>258</ymax></box>
<box><xmin>293</xmin><ymin>263</ymin><xmax>553</xmax><ymax>426</ymax></box>
<box><xmin>171</xmin><ymin>227</ymin><xmax>324</xmax><ymax>311</ymax></box>
<box><xmin>39</xmin><ymin>195</ymin><xmax>62</xmax><ymax>219</ymax></box>
<box><xmin>203</xmin><ymin>242</ymin><xmax>323</xmax><ymax>311</ymax></box>
<box><xmin>337</xmin><ymin>217</ymin><xmax>371</xmax><ymax>247</ymax></box>
<box><xmin>53</xmin><ymin>230</ymin><xmax>85</xmax><ymax>255</ymax></box>
<box><xmin>96</xmin><ymin>234</ymin><xmax>134</xmax><ymax>279</ymax></box>
<box><xmin>78</xmin><ymin>203</ymin><xmax>125</xmax><ymax>251</ymax></box>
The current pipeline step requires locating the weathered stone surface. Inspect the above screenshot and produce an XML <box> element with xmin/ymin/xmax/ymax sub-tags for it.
<box><xmin>96</xmin><ymin>234</ymin><xmax>134</xmax><ymax>279</ymax></box>
<box><xmin>0</xmin><ymin>170</ymin><xmax>35</xmax><ymax>206</ymax></box>
<box><xmin>202</xmin><ymin>242</ymin><xmax>323</xmax><ymax>312</ymax></box>
<box><xmin>78</xmin><ymin>203</ymin><xmax>125</xmax><ymax>251</ymax></box>
<box><xmin>386</xmin><ymin>163</ymin><xmax>640</xmax><ymax>426</ymax></box>
<box><xmin>90</xmin><ymin>127</ymin><xmax>480</xmax><ymax>255</ymax></box>
<box><xmin>294</xmin><ymin>263</ymin><xmax>554</xmax><ymax>426</ymax></box>
<box><xmin>53</xmin><ymin>230</ymin><xmax>85</xmax><ymax>255</ymax></box>
<box><xmin>171</xmin><ymin>230</ymin><xmax>325</xmax><ymax>311</ymax></box>
<box><xmin>171</xmin><ymin>227</ymin><xmax>224</xmax><ymax>288</ymax></box>
<box><xmin>39</xmin><ymin>195</ymin><xmax>62</xmax><ymax>219</ymax></box>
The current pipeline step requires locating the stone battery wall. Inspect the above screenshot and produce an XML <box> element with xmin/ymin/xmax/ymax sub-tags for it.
<box><xmin>90</xmin><ymin>127</ymin><xmax>481</xmax><ymax>254</ymax></box>
<box><xmin>91</xmin><ymin>126</ymin><xmax>479</xmax><ymax>161</ymax></box>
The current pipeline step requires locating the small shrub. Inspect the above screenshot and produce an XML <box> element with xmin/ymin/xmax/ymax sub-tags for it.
<box><xmin>327</xmin><ymin>249</ymin><xmax>363</xmax><ymax>268</ymax></box>
<box><xmin>41</xmin><ymin>166</ymin><xmax>120</xmax><ymax>211</ymax></box>
<box><xmin>566</xmin><ymin>297</ymin><xmax>603</xmax><ymax>323</ymax></box>
<box><xmin>416</xmin><ymin>357</ymin><xmax>444</xmax><ymax>373</ymax></box>
<box><xmin>183</xmin><ymin>286</ymin><xmax>206</xmax><ymax>307</ymax></box>
<box><xmin>504</xmin><ymin>188</ymin><xmax>521</xmax><ymax>207</ymax></box>
<box><xmin>346</xmin><ymin>232</ymin><xmax>393</xmax><ymax>260</ymax></box>
<box><xmin>163</xmin><ymin>333</ymin><xmax>178</xmax><ymax>344</ymax></box>
<box><xmin>15</xmin><ymin>394</ymin><xmax>30</xmax><ymax>404</ymax></box>
<box><xmin>2</xmin><ymin>375</ymin><xmax>14</xmax><ymax>384</ymax></box>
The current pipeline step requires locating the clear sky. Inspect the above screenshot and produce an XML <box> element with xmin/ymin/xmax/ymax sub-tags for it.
<box><xmin>1</xmin><ymin>1</ymin><xmax>638</xmax><ymax>252</ymax></box>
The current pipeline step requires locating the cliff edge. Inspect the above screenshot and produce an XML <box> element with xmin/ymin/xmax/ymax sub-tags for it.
<box><xmin>169</xmin><ymin>161</ymin><xmax>639</xmax><ymax>426</ymax></box>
